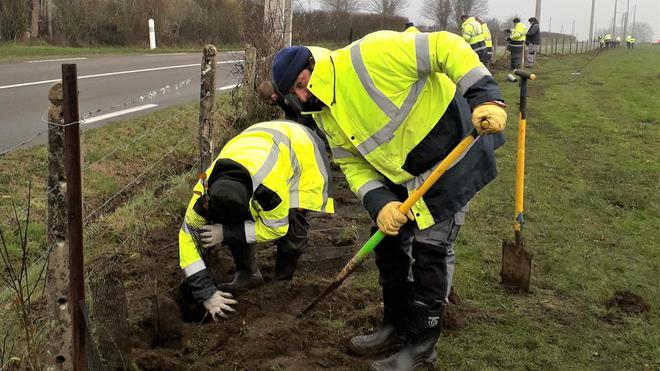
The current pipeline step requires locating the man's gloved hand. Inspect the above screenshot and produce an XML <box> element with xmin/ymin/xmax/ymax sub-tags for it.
<box><xmin>376</xmin><ymin>201</ymin><xmax>414</xmax><ymax>236</ymax></box>
<box><xmin>200</xmin><ymin>224</ymin><xmax>223</xmax><ymax>248</ymax></box>
<box><xmin>203</xmin><ymin>290</ymin><xmax>237</xmax><ymax>321</ymax></box>
<box><xmin>472</xmin><ymin>102</ymin><xmax>508</xmax><ymax>135</ymax></box>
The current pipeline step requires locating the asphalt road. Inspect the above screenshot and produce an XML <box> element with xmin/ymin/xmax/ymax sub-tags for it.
<box><xmin>0</xmin><ymin>51</ymin><xmax>244</xmax><ymax>153</ymax></box>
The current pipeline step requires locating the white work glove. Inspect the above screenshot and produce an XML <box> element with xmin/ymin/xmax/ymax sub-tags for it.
<box><xmin>200</xmin><ymin>224</ymin><xmax>223</xmax><ymax>248</ymax></box>
<box><xmin>203</xmin><ymin>290</ymin><xmax>237</xmax><ymax>320</ymax></box>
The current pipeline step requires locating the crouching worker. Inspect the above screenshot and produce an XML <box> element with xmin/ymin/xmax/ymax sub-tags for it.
<box><xmin>179</xmin><ymin>121</ymin><xmax>334</xmax><ymax>319</ymax></box>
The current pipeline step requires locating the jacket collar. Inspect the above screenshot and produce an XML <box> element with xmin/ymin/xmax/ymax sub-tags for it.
<box><xmin>306</xmin><ymin>46</ymin><xmax>336</xmax><ymax>109</ymax></box>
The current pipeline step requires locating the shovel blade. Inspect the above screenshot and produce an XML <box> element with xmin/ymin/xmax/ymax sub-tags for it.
<box><xmin>501</xmin><ymin>240</ymin><xmax>532</xmax><ymax>292</ymax></box>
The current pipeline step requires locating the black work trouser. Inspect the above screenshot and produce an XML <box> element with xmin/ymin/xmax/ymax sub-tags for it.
<box><xmin>373</xmin><ymin>205</ymin><xmax>467</xmax><ymax>306</ymax></box>
<box><xmin>276</xmin><ymin>209</ymin><xmax>310</xmax><ymax>255</ymax></box>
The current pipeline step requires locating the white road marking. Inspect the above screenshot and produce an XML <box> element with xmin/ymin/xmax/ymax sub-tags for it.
<box><xmin>0</xmin><ymin>59</ymin><xmax>244</xmax><ymax>90</ymax></box>
<box><xmin>145</xmin><ymin>53</ymin><xmax>187</xmax><ymax>56</ymax></box>
<box><xmin>217</xmin><ymin>84</ymin><xmax>238</xmax><ymax>91</ymax></box>
<box><xmin>83</xmin><ymin>104</ymin><xmax>158</xmax><ymax>124</ymax></box>
<box><xmin>26</xmin><ymin>57</ymin><xmax>88</xmax><ymax>63</ymax></box>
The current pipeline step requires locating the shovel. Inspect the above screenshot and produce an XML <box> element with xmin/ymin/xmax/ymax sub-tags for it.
<box><xmin>501</xmin><ymin>69</ymin><xmax>535</xmax><ymax>292</ymax></box>
<box><xmin>298</xmin><ymin>128</ymin><xmax>480</xmax><ymax>318</ymax></box>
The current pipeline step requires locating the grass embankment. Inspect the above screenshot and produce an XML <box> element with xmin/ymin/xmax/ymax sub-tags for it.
<box><xmin>0</xmin><ymin>95</ymin><xmax>236</xmax><ymax>304</ymax></box>
<box><xmin>0</xmin><ymin>42</ymin><xmax>242</xmax><ymax>61</ymax></box>
<box><xmin>440</xmin><ymin>46</ymin><xmax>659</xmax><ymax>369</ymax></box>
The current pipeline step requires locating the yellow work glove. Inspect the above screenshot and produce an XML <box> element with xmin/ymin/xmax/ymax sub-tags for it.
<box><xmin>376</xmin><ymin>201</ymin><xmax>414</xmax><ymax>236</ymax></box>
<box><xmin>472</xmin><ymin>102</ymin><xmax>508</xmax><ymax>135</ymax></box>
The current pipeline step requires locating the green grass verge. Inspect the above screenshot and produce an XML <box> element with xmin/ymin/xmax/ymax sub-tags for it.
<box><xmin>443</xmin><ymin>46</ymin><xmax>659</xmax><ymax>369</ymax></box>
<box><xmin>0</xmin><ymin>42</ymin><xmax>243</xmax><ymax>61</ymax></box>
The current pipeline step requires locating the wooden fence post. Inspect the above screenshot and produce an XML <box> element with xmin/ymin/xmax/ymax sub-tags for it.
<box><xmin>554</xmin><ymin>38</ymin><xmax>558</xmax><ymax>54</ymax></box>
<box><xmin>243</xmin><ymin>45</ymin><xmax>258</xmax><ymax>124</ymax></box>
<box><xmin>199</xmin><ymin>44</ymin><xmax>217</xmax><ymax>171</ymax></box>
<box><xmin>46</xmin><ymin>81</ymin><xmax>73</xmax><ymax>370</ymax></box>
<box><xmin>62</xmin><ymin>64</ymin><xmax>85</xmax><ymax>371</ymax></box>
<box><xmin>561</xmin><ymin>39</ymin><xmax>565</xmax><ymax>54</ymax></box>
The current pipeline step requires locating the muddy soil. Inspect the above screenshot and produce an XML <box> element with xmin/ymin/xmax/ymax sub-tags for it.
<box><xmin>115</xmin><ymin>174</ymin><xmax>467</xmax><ymax>370</ymax></box>
<box><xmin>605</xmin><ymin>291</ymin><xmax>649</xmax><ymax>314</ymax></box>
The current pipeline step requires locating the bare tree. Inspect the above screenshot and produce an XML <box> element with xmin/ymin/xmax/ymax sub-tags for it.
<box><xmin>421</xmin><ymin>0</ymin><xmax>452</xmax><ymax>30</ymax></box>
<box><xmin>30</xmin><ymin>0</ymin><xmax>40</xmax><ymax>38</ymax></box>
<box><xmin>320</xmin><ymin>0</ymin><xmax>363</xmax><ymax>13</ymax></box>
<box><xmin>632</xmin><ymin>22</ymin><xmax>654</xmax><ymax>42</ymax></box>
<box><xmin>366</xmin><ymin>0</ymin><xmax>409</xmax><ymax>16</ymax></box>
<box><xmin>450</xmin><ymin>0</ymin><xmax>488</xmax><ymax>29</ymax></box>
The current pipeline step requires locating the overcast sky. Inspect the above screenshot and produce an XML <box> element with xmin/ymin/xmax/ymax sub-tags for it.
<box><xmin>402</xmin><ymin>0</ymin><xmax>659</xmax><ymax>40</ymax></box>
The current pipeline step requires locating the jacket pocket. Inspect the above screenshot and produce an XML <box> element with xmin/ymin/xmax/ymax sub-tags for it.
<box><xmin>253</xmin><ymin>184</ymin><xmax>282</xmax><ymax>212</ymax></box>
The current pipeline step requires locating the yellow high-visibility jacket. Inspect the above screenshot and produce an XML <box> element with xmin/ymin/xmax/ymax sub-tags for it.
<box><xmin>461</xmin><ymin>17</ymin><xmax>487</xmax><ymax>53</ymax></box>
<box><xmin>483</xmin><ymin>23</ymin><xmax>493</xmax><ymax>49</ymax></box>
<box><xmin>306</xmin><ymin>29</ymin><xmax>503</xmax><ymax>230</ymax></box>
<box><xmin>510</xmin><ymin>22</ymin><xmax>527</xmax><ymax>41</ymax></box>
<box><xmin>179</xmin><ymin>121</ymin><xmax>334</xmax><ymax>277</ymax></box>
<box><xmin>508</xmin><ymin>22</ymin><xmax>527</xmax><ymax>51</ymax></box>
<box><xmin>604</xmin><ymin>34</ymin><xmax>612</xmax><ymax>41</ymax></box>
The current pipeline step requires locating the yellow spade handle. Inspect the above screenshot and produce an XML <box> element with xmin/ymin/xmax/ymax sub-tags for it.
<box><xmin>400</xmin><ymin>129</ymin><xmax>479</xmax><ymax>214</ymax></box>
<box><xmin>514</xmin><ymin>113</ymin><xmax>526</xmax><ymax>232</ymax></box>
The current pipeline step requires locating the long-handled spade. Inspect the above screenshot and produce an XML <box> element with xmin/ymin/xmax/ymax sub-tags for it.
<box><xmin>501</xmin><ymin>69</ymin><xmax>535</xmax><ymax>292</ymax></box>
<box><xmin>298</xmin><ymin>128</ymin><xmax>480</xmax><ymax>318</ymax></box>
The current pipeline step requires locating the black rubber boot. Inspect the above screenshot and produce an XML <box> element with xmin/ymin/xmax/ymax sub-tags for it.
<box><xmin>218</xmin><ymin>243</ymin><xmax>264</xmax><ymax>293</ymax></box>
<box><xmin>274</xmin><ymin>249</ymin><xmax>301</xmax><ymax>281</ymax></box>
<box><xmin>348</xmin><ymin>285</ymin><xmax>410</xmax><ymax>356</ymax></box>
<box><xmin>370</xmin><ymin>302</ymin><xmax>443</xmax><ymax>371</ymax></box>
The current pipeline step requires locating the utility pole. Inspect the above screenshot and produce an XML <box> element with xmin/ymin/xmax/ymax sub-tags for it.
<box><xmin>631</xmin><ymin>4</ymin><xmax>636</xmax><ymax>36</ymax></box>
<box><xmin>623</xmin><ymin>0</ymin><xmax>630</xmax><ymax>36</ymax></box>
<box><xmin>612</xmin><ymin>0</ymin><xmax>618</xmax><ymax>37</ymax></box>
<box><xmin>571</xmin><ymin>20</ymin><xmax>575</xmax><ymax>37</ymax></box>
<box><xmin>535</xmin><ymin>0</ymin><xmax>542</xmax><ymax>21</ymax></box>
<box><xmin>589</xmin><ymin>0</ymin><xmax>596</xmax><ymax>43</ymax></box>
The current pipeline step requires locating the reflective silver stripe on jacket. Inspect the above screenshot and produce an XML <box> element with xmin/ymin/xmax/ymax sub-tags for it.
<box><xmin>350</xmin><ymin>33</ymin><xmax>431</xmax><ymax>156</ymax></box>
<box><xmin>331</xmin><ymin>146</ymin><xmax>354</xmax><ymax>159</ymax></box>
<box><xmin>472</xmin><ymin>44</ymin><xmax>487</xmax><ymax>52</ymax></box>
<box><xmin>356</xmin><ymin>179</ymin><xmax>387</xmax><ymax>202</ymax></box>
<box><xmin>404</xmin><ymin>136</ymin><xmax>480</xmax><ymax>191</ymax></box>
<box><xmin>299</xmin><ymin>125</ymin><xmax>332</xmax><ymax>212</ymax></box>
<box><xmin>183</xmin><ymin>259</ymin><xmax>206</xmax><ymax>277</ymax></box>
<box><xmin>261</xmin><ymin>215</ymin><xmax>289</xmax><ymax>229</ymax></box>
<box><xmin>244</xmin><ymin>126</ymin><xmax>301</xmax><ymax>206</ymax></box>
<box><xmin>244</xmin><ymin>220</ymin><xmax>256</xmax><ymax>243</ymax></box>
<box><xmin>456</xmin><ymin>66</ymin><xmax>491</xmax><ymax>95</ymax></box>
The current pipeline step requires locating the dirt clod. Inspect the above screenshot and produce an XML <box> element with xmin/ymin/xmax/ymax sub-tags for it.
<box><xmin>605</xmin><ymin>290</ymin><xmax>649</xmax><ymax>314</ymax></box>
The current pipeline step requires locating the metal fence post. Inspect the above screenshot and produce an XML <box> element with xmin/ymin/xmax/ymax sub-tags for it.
<box><xmin>199</xmin><ymin>44</ymin><xmax>217</xmax><ymax>172</ymax></box>
<box><xmin>46</xmin><ymin>81</ymin><xmax>74</xmax><ymax>370</ymax></box>
<box><xmin>62</xmin><ymin>64</ymin><xmax>85</xmax><ymax>371</ymax></box>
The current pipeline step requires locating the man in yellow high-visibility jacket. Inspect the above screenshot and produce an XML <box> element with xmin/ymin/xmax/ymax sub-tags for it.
<box><xmin>272</xmin><ymin>28</ymin><xmax>506</xmax><ymax>370</ymax></box>
<box><xmin>179</xmin><ymin>121</ymin><xmax>334</xmax><ymax>320</ymax></box>
<box><xmin>507</xmin><ymin>17</ymin><xmax>527</xmax><ymax>70</ymax></box>
<box><xmin>476</xmin><ymin>16</ymin><xmax>493</xmax><ymax>68</ymax></box>
<box><xmin>604</xmin><ymin>33</ymin><xmax>612</xmax><ymax>48</ymax></box>
<box><xmin>461</xmin><ymin>15</ymin><xmax>488</xmax><ymax>65</ymax></box>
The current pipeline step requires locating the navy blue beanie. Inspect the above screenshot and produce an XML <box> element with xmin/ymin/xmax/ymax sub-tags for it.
<box><xmin>272</xmin><ymin>46</ymin><xmax>312</xmax><ymax>95</ymax></box>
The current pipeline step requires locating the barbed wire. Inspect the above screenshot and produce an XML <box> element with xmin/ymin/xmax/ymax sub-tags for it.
<box><xmin>83</xmin><ymin>138</ymin><xmax>189</xmax><ymax>224</ymax></box>
<box><xmin>80</xmin><ymin>76</ymin><xmax>196</xmax><ymax>119</ymax></box>
<box><xmin>0</xmin><ymin>107</ymin><xmax>195</xmax><ymax>228</ymax></box>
